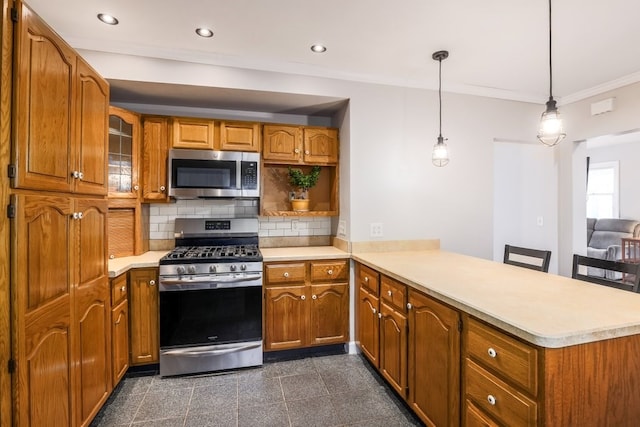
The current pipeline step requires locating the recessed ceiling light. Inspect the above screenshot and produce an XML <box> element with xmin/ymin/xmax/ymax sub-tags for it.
<box><xmin>196</xmin><ymin>27</ymin><xmax>214</xmax><ymax>38</ymax></box>
<box><xmin>97</xmin><ymin>13</ymin><xmax>118</xmax><ymax>25</ymax></box>
<box><xmin>310</xmin><ymin>44</ymin><xmax>327</xmax><ymax>53</ymax></box>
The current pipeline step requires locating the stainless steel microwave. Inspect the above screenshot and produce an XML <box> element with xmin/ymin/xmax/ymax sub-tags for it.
<box><xmin>168</xmin><ymin>149</ymin><xmax>260</xmax><ymax>199</ymax></box>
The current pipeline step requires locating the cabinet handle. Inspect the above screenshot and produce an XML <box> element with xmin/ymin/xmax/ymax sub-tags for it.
<box><xmin>149</xmin><ymin>280</ymin><xmax>156</xmax><ymax>286</ymax></box>
<box><xmin>301</xmin><ymin>295</ymin><xmax>306</xmax><ymax>300</ymax></box>
<box><xmin>78</xmin><ymin>171</ymin><xmax>84</xmax><ymax>180</ymax></box>
<box><xmin>327</xmin><ymin>269</ymin><xmax>333</xmax><ymax>276</ymax></box>
<box><xmin>372</xmin><ymin>308</ymin><xmax>377</xmax><ymax>314</ymax></box>
<box><xmin>387</xmin><ymin>290</ymin><xmax>392</xmax><ymax>297</ymax></box>
<box><xmin>133</xmin><ymin>185</ymin><xmax>139</xmax><ymax>191</ymax></box>
<box><xmin>305</xmin><ymin>150</ymin><xmax>310</xmax><ymax>155</ymax></box>
<box><xmin>283</xmin><ymin>272</ymin><xmax>289</xmax><ymax>278</ymax></box>
<box><xmin>77</xmin><ymin>212</ymin><xmax>83</xmax><ymax>219</ymax></box>
<box><xmin>378</xmin><ymin>312</ymin><xmax>382</xmax><ymax>319</ymax></box>
<box><xmin>109</xmin><ymin>254</ymin><xmax>115</xmax><ymax>259</ymax></box>
<box><xmin>407</xmin><ymin>303</ymin><xmax>412</xmax><ymax>310</ymax></box>
<box><xmin>364</xmin><ymin>277</ymin><xmax>369</xmax><ymax>283</ymax></box>
<box><xmin>487</xmin><ymin>395</ymin><xmax>497</xmax><ymax>406</ymax></box>
<box><xmin>294</xmin><ymin>148</ymin><xmax>300</xmax><ymax>154</ymax></box>
<box><xmin>312</xmin><ymin>295</ymin><xmax>317</xmax><ymax>300</ymax></box>
<box><xmin>71</xmin><ymin>212</ymin><xmax>79</xmax><ymax>220</ymax></box>
<box><xmin>487</xmin><ymin>348</ymin><xmax>497</xmax><ymax>358</ymax></box>
<box><xmin>121</xmin><ymin>286</ymin><xmax>126</xmax><ymax>292</ymax></box>
<box><xmin>72</xmin><ymin>170</ymin><xmax>80</xmax><ymax>179</ymax></box>
<box><xmin>160</xmin><ymin>186</ymin><xmax>166</xmax><ymax>192</ymax></box>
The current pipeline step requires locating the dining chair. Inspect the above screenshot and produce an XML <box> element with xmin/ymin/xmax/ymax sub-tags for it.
<box><xmin>503</xmin><ymin>244</ymin><xmax>552</xmax><ymax>272</ymax></box>
<box><xmin>571</xmin><ymin>254</ymin><xmax>640</xmax><ymax>292</ymax></box>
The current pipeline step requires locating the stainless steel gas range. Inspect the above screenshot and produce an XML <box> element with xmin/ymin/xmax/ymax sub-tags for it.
<box><xmin>158</xmin><ymin>217</ymin><xmax>263</xmax><ymax>377</ymax></box>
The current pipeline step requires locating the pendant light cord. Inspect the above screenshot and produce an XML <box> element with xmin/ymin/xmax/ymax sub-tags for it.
<box><xmin>548</xmin><ymin>0</ymin><xmax>553</xmax><ymax>98</ymax></box>
<box><xmin>438</xmin><ymin>57</ymin><xmax>443</xmax><ymax>138</ymax></box>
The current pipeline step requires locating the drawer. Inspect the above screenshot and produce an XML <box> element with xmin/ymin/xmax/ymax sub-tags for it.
<box><xmin>380</xmin><ymin>275</ymin><xmax>407</xmax><ymax>312</ymax></box>
<box><xmin>466</xmin><ymin>318</ymin><xmax>538</xmax><ymax>396</ymax></box>
<box><xmin>357</xmin><ymin>263</ymin><xmax>380</xmax><ymax>295</ymax></box>
<box><xmin>465</xmin><ymin>359</ymin><xmax>537</xmax><ymax>427</ymax></box>
<box><xmin>310</xmin><ymin>259</ymin><xmax>348</xmax><ymax>282</ymax></box>
<box><xmin>265</xmin><ymin>262</ymin><xmax>306</xmax><ymax>285</ymax></box>
<box><xmin>111</xmin><ymin>274</ymin><xmax>128</xmax><ymax>305</ymax></box>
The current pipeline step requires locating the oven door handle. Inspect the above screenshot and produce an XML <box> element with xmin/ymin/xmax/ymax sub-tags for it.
<box><xmin>162</xmin><ymin>342</ymin><xmax>262</xmax><ymax>357</ymax></box>
<box><xmin>160</xmin><ymin>274</ymin><xmax>262</xmax><ymax>286</ymax></box>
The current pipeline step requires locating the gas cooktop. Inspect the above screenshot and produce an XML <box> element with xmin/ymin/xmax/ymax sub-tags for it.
<box><xmin>162</xmin><ymin>244</ymin><xmax>261</xmax><ymax>263</ymax></box>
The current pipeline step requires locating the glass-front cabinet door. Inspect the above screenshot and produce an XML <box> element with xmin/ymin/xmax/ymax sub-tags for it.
<box><xmin>108</xmin><ymin>106</ymin><xmax>140</xmax><ymax>198</ymax></box>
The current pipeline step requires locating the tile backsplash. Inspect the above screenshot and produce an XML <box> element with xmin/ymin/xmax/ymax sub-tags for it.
<box><xmin>149</xmin><ymin>199</ymin><xmax>332</xmax><ymax>248</ymax></box>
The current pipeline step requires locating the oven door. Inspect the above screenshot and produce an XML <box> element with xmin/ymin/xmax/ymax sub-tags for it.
<box><xmin>159</xmin><ymin>283</ymin><xmax>262</xmax><ymax>376</ymax></box>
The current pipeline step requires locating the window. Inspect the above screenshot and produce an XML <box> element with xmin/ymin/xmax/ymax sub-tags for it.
<box><xmin>587</xmin><ymin>161</ymin><xmax>619</xmax><ymax>218</ymax></box>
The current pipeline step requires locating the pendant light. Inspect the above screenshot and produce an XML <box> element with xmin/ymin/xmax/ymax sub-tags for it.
<box><xmin>432</xmin><ymin>50</ymin><xmax>449</xmax><ymax>167</ymax></box>
<box><xmin>537</xmin><ymin>0</ymin><xmax>565</xmax><ymax>146</ymax></box>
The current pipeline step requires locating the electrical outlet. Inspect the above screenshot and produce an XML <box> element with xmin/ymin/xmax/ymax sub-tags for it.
<box><xmin>289</xmin><ymin>191</ymin><xmax>296</xmax><ymax>201</ymax></box>
<box><xmin>370</xmin><ymin>222</ymin><xmax>383</xmax><ymax>237</ymax></box>
<box><xmin>337</xmin><ymin>220</ymin><xmax>347</xmax><ymax>237</ymax></box>
<box><xmin>291</xmin><ymin>219</ymin><xmax>299</xmax><ymax>231</ymax></box>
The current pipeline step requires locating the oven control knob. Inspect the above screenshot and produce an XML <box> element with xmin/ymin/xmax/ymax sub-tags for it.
<box><xmin>241</xmin><ymin>264</ymin><xmax>247</xmax><ymax>271</ymax></box>
<box><xmin>230</xmin><ymin>265</ymin><xmax>237</xmax><ymax>272</ymax></box>
<box><xmin>176</xmin><ymin>266</ymin><xmax>186</xmax><ymax>275</ymax></box>
<box><xmin>209</xmin><ymin>265</ymin><xmax>217</xmax><ymax>273</ymax></box>
<box><xmin>188</xmin><ymin>265</ymin><xmax>197</xmax><ymax>274</ymax></box>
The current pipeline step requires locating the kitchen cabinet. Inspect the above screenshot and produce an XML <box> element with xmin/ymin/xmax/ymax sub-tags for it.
<box><xmin>263</xmin><ymin>125</ymin><xmax>338</xmax><ymax>164</ymax></box>
<box><xmin>263</xmin><ymin>259</ymin><xmax>349</xmax><ymax>351</ymax></box>
<box><xmin>13</xmin><ymin>4</ymin><xmax>108</xmax><ymax>196</ymax></box>
<box><xmin>220</xmin><ymin>120</ymin><xmax>261</xmax><ymax>152</ymax></box>
<box><xmin>110</xmin><ymin>274</ymin><xmax>129</xmax><ymax>387</ymax></box>
<box><xmin>171</xmin><ymin>117</ymin><xmax>215</xmax><ymax>150</ymax></box>
<box><xmin>142</xmin><ymin>116</ymin><xmax>170</xmax><ymax>202</ymax></box>
<box><xmin>108</xmin><ymin>106</ymin><xmax>140</xmax><ymax>199</ymax></box>
<box><xmin>378</xmin><ymin>276</ymin><xmax>408</xmax><ymax>398</ymax></box>
<box><xmin>12</xmin><ymin>194</ymin><xmax>110</xmax><ymax>427</ymax></box>
<box><xmin>356</xmin><ymin>264</ymin><xmax>381</xmax><ymax>366</ymax></box>
<box><xmin>129</xmin><ymin>268</ymin><xmax>159</xmax><ymax>365</ymax></box>
<box><xmin>407</xmin><ymin>289</ymin><xmax>460</xmax><ymax>427</ymax></box>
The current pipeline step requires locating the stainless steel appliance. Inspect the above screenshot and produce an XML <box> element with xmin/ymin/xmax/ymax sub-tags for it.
<box><xmin>158</xmin><ymin>217</ymin><xmax>263</xmax><ymax>377</ymax></box>
<box><xmin>168</xmin><ymin>149</ymin><xmax>260</xmax><ymax>199</ymax></box>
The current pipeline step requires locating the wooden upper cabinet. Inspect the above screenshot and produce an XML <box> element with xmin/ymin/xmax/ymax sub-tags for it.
<box><xmin>171</xmin><ymin>117</ymin><xmax>215</xmax><ymax>150</ymax></box>
<box><xmin>263</xmin><ymin>124</ymin><xmax>303</xmax><ymax>162</ymax></box>
<box><xmin>142</xmin><ymin>116</ymin><xmax>169</xmax><ymax>202</ymax></box>
<box><xmin>108</xmin><ymin>106</ymin><xmax>141</xmax><ymax>199</ymax></box>
<box><xmin>303</xmin><ymin>128</ymin><xmax>338</xmax><ymax>164</ymax></box>
<box><xmin>13</xmin><ymin>4</ymin><xmax>109</xmax><ymax>195</ymax></box>
<box><xmin>220</xmin><ymin>121</ymin><xmax>261</xmax><ymax>152</ymax></box>
<box><xmin>13</xmin><ymin>3</ymin><xmax>76</xmax><ymax>193</ymax></box>
<box><xmin>75</xmin><ymin>58</ymin><xmax>109</xmax><ymax>196</ymax></box>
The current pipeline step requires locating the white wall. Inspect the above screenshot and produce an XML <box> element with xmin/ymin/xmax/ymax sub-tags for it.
<box><xmin>493</xmin><ymin>141</ymin><xmax>558</xmax><ymax>273</ymax></box>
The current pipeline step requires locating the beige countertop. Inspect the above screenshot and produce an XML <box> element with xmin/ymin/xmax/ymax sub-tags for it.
<box><xmin>352</xmin><ymin>249</ymin><xmax>640</xmax><ymax>348</ymax></box>
<box><xmin>108</xmin><ymin>251</ymin><xmax>169</xmax><ymax>278</ymax></box>
<box><xmin>261</xmin><ymin>246</ymin><xmax>350</xmax><ymax>261</ymax></box>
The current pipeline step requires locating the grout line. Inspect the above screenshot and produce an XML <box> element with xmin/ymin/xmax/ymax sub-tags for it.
<box><xmin>182</xmin><ymin>385</ymin><xmax>194</xmax><ymax>427</ymax></box>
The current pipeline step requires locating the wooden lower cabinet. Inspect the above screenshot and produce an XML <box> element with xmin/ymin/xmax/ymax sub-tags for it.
<box><xmin>465</xmin><ymin>400</ymin><xmax>500</xmax><ymax>427</ymax></box>
<box><xmin>379</xmin><ymin>300</ymin><xmax>408</xmax><ymax>397</ymax></box>
<box><xmin>357</xmin><ymin>287</ymin><xmax>380</xmax><ymax>366</ymax></box>
<box><xmin>110</xmin><ymin>274</ymin><xmax>129</xmax><ymax>387</ymax></box>
<box><xmin>128</xmin><ymin>268</ymin><xmax>159</xmax><ymax>365</ymax></box>
<box><xmin>263</xmin><ymin>259</ymin><xmax>349</xmax><ymax>351</ymax></box>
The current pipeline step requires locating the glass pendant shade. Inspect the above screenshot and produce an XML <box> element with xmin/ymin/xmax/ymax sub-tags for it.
<box><xmin>537</xmin><ymin>98</ymin><xmax>566</xmax><ymax>146</ymax></box>
<box><xmin>432</xmin><ymin>136</ymin><xmax>449</xmax><ymax>167</ymax></box>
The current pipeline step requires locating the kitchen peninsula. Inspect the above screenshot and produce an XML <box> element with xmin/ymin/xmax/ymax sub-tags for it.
<box><xmin>353</xmin><ymin>249</ymin><xmax>640</xmax><ymax>426</ymax></box>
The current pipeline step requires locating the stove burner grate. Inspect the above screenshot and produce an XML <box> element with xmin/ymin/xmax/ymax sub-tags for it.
<box><xmin>166</xmin><ymin>244</ymin><xmax>261</xmax><ymax>260</ymax></box>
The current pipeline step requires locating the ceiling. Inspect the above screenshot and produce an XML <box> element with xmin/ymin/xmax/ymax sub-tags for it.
<box><xmin>24</xmin><ymin>0</ymin><xmax>640</xmax><ymax>112</ymax></box>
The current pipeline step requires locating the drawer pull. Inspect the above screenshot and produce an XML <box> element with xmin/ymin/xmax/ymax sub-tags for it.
<box><xmin>372</xmin><ymin>308</ymin><xmax>377</xmax><ymax>314</ymax></box>
<box><xmin>327</xmin><ymin>269</ymin><xmax>333</xmax><ymax>275</ymax></box>
<box><xmin>312</xmin><ymin>294</ymin><xmax>317</xmax><ymax>300</ymax></box>
<box><xmin>407</xmin><ymin>303</ymin><xmax>412</xmax><ymax>310</ymax></box>
<box><xmin>149</xmin><ymin>280</ymin><xmax>156</xmax><ymax>286</ymax></box>
<box><xmin>364</xmin><ymin>276</ymin><xmax>369</xmax><ymax>283</ymax></box>
<box><xmin>387</xmin><ymin>290</ymin><xmax>392</xmax><ymax>297</ymax></box>
<box><xmin>283</xmin><ymin>272</ymin><xmax>289</xmax><ymax>278</ymax></box>
<box><xmin>487</xmin><ymin>395</ymin><xmax>497</xmax><ymax>406</ymax></box>
<box><xmin>160</xmin><ymin>185</ymin><xmax>166</xmax><ymax>192</ymax></box>
<box><xmin>301</xmin><ymin>295</ymin><xmax>306</xmax><ymax>300</ymax></box>
<box><xmin>488</xmin><ymin>348</ymin><xmax>497</xmax><ymax>358</ymax></box>
<box><xmin>121</xmin><ymin>286</ymin><xmax>126</xmax><ymax>292</ymax></box>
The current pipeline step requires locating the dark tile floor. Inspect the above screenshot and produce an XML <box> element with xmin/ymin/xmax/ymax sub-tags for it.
<box><xmin>90</xmin><ymin>353</ymin><xmax>424</xmax><ymax>427</ymax></box>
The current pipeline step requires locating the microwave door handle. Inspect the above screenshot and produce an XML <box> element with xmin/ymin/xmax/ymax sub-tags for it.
<box><xmin>236</xmin><ymin>161</ymin><xmax>242</xmax><ymax>190</ymax></box>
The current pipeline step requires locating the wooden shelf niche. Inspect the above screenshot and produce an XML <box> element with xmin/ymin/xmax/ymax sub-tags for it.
<box><xmin>261</xmin><ymin>164</ymin><xmax>338</xmax><ymax>216</ymax></box>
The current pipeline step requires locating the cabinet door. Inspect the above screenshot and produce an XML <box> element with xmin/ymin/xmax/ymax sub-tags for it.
<box><xmin>303</xmin><ymin>128</ymin><xmax>338</xmax><ymax>164</ymax></box>
<box><xmin>465</xmin><ymin>400</ymin><xmax>500</xmax><ymax>427</ymax></box>
<box><xmin>309</xmin><ymin>283</ymin><xmax>349</xmax><ymax>346</ymax></box>
<box><xmin>13</xmin><ymin>194</ymin><xmax>74</xmax><ymax>427</ymax></box>
<box><xmin>379</xmin><ymin>300</ymin><xmax>408</xmax><ymax>398</ymax></box>
<box><xmin>171</xmin><ymin>117</ymin><xmax>215</xmax><ymax>149</ymax></box>
<box><xmin>75</xmin><ymin>58</ymin><xmax>109</xmax><ymax>196</ymax></box>
<box><xmin>357</xmin><ymin>287</ymin><xmax>380</xmax><ymax>368</ymax></box>
<box><xmin>264</xmin><ymin>285</ymin><xmax>308</xmax><ymax>350</ymax></box>
<box><xmin>108</xmin><ymin>106</ymin><xmax>141</xmax><ymax>199</ymax></box>
<box><xmin>262</xmin><ymin>125</ymin><xmax>302</xmax><ymax>163</ymax></box>
<box><xmin>408</xmin><ymin>290</ymin><xmax>461</xmax><ymax>427</ymax></box>
<box><xmin>142</xmin><ymin>117</ymin><xmax>169</xmax><ymax>202</ymax></box>
<box><xmin>220</xmin><ymin>121</ymin><xmax>261</xmax><ymax>152</ymax></box>
<box><xmin>13</xmin><ymin>3</ymin><xmax>76</xmax><ymax>193</ymax></box>
<box><xmin>111</xmin><ymin>299</ymin><xmax>129</xmax><ymax>387</ymax></box>
<box><xmin>129</xmin><ymin>268</ymin><xmax>159</xmax><ymax>365</ymax></box>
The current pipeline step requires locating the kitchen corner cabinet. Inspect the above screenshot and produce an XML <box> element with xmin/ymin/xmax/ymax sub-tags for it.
<box><xmin>13</xmin><ymin>194</ymin><xmax>110</xmax><ymax>427</ymax></box>
<box><xmin>142</xmin><ymin>116</ymin><xmax>170</xmax><ymax>202</ymax></box>
<box><xmin>13</xmin><ymin>3</ymin><xmax>109</xmax><ymax>196</ymax></box>
<box><xmin>129</xmin><ymin>268</ymin><xmax>159</xmax><ymax>365</ymax></box>
<box><xmin>355</xmin><ymin>262</ymin><xmax>460</xmax><ymax>427</ymax></box>
<box><xmin>264</xmin><ymin>259</ymin><xmax>349</xmax><ymax>351</ymax></box>
<box><xmin>220</xmin><ymin>121</ymin><xmax>261</xmax><ymax>152</ymax></box>
<box><xmin>171</xmin><ymin>117</ymin><xmax>215</xmax><ymax>150</ymax></box>
<box><xmin>110</xmin><ymin>274</ymin><xmax>129</xmax><ymax>387</ymax></box>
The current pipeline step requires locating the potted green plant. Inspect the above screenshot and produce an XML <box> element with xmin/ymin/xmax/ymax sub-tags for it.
<box><xmin>288</xmin><ymin>166</ymin><xmax>321</xmax><ymax>211</ymax></box>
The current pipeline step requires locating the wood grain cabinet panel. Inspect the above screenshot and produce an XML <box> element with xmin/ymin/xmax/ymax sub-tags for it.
<box><xmin>264</xmin><ymin>262</ymin><xmax>306</xmax><ymax>285</ymax></box>
<box><xmin>357</xmin><ymin>287</ymin><xmax>380</xmax><ymax>367</ymax></box>
<box><xmin>379</xmin><ymin>300</ymin><xmax>408</xmax><ymax>398</ymax></box>
<box><xmin>108</xmin><ymin>106</ymin><xmax>141</xmax><ymax>199</ymax></box>
<box><xmin>302</xmin><ymin>128</ymin><xmax>338</xmax><ymax>164</ymax></box>
<box><xmin>310</xmin><ymin>260</ymin><xmax>348</xmax><ymax>282</ymax></box>
<box><xmin>262</xmin><ymin>124</ymin><xmax>302</xmax><ymax>163</ymax></box>
<box><xmin>220</xmin><ymin>121</ymin><xmax>261</xmax><ymax>152</ymax></box>
<box><xmin>264</xmin><ymin>285</ymin><xmax>308</xmax><ymax>350</ymax></box>
<box><xmin>171</xmin><ymin>117</ymin><xmax>215</xmax><ymax>149</ymax></box>
<box><xmin>129</xmin><ymin>268</ymin><xmax>159</xmax><ymax>365</ymax></box>
<box><xmin>142</xmin><ymin>117</ymin><xmax>169</xmax><ymax>202</ymax></box>
<box><xmin>110</xmin><ymin>274</ymin><xmax>129</xmax><ymax>388</ymax></box>
<box><xmin>465</xmin><ymin>400</ymin><xmax>500</xmax><ymax>427</ymax></box>
<box><xmin>380</xmin><ymin>275</ymin><xmax>407</xmax><ymax>312</ymax></box>
<box><xmin>309</xmin><ymin>283</ymin><xmax>349</xmax><ymax>346</ymax></box>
